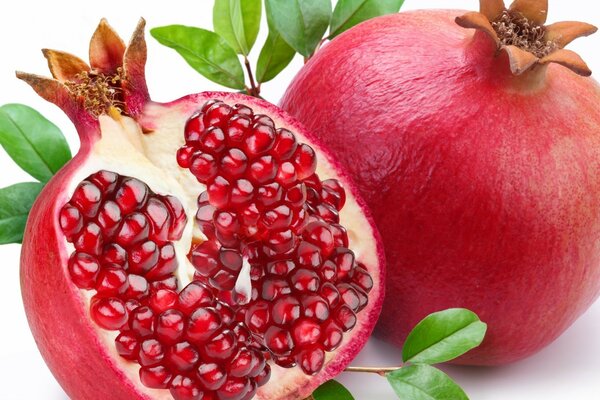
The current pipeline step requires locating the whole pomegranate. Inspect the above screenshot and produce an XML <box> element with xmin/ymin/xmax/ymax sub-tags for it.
<box><xmin>18</xmin><ymin>20</ymin><xmax>385</xmax><ymax>399</ymax></box>
<box><xmin>281</xmin><ymin>0</ymin><xmax>600</xmax><ymax>365</ymax></box>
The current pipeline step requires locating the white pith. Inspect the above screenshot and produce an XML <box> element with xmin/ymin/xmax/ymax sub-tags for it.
<box><xmin>58</xmin><ymin>98</ymin><xmax>382</xmax><ymax>400</ymax></box>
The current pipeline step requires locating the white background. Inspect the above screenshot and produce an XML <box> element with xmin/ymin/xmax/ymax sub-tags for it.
<box><xmin>1</xmin><ymin>0</ymin><xmax>599</xmax><ymax>399</ymax></box>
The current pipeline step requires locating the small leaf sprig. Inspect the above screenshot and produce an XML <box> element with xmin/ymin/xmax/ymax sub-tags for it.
<box><xmin>151</xmin><ymin>0</ymin><xmax>405</xmax><ymax>98</ymax></box>
<box><xmin>0</xmin><ymin>104</ymin><xmax>71</xmax><ymax>244</ymax></box>
<box><xmin>311</xmin><ymin>309</ymin><xmax>487</xmax><ymax>399</ymax></box>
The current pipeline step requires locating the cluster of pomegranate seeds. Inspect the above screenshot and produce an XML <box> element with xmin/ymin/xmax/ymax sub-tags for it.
<box><xmin>60</xmin><ymin>171</ymin><xmax>269</xmax><ymax>400</ymax></box>
<box><xmin>178</xmin><ymin>100</ymin><xmax>374</xmax><ymax>375</ymax></box>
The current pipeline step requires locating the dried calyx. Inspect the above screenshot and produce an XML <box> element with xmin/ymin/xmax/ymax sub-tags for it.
<box><xmin>456</xmin><ymin>0</ymin><xmax>597</xmax><ymax>75</ymax></box>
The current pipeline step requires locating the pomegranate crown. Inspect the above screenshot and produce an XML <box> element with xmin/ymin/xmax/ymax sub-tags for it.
<box><xmin>16</xmin><ymin>19</ymin><xmax>149</xmax><ymax>123</ymax></box>
<box><xmin>456</xmin><ymin>0</ymin><xmax>598</xmax><ymax>76</ymax></box>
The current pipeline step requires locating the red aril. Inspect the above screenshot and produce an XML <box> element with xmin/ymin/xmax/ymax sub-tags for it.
<box><xmin>281</xmin><ymin>0</ymin><xmax>600</xmax><ymax>365</ymax></box>
<box><xmin>19</xmin><ymin>19</ymin><xmax>385</xmax><ymax>400</ymax></box>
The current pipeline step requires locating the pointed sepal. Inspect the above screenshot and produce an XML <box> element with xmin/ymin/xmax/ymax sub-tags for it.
<box><xmin>456</xmin><ymin>12</ymin><xmax>501</xmax><ymax>46</ymax></box>
<box><xmin>89</xmin><ymin>19</ymin><xmax>126</xmax><ymax>74</ymax></box>
<box><xmin>502</xmin><ymin>45</ymin><xmax>539</xmax><ymax>75</ymax></box>
<box><xmin>42</xmin><ymin>49</ymin><xmax>89</xmax><ymax>82</ymax></box>
<box><xmin>540</xmin><ymin>49</ymin><xmax>592</xmax><ymax>76</ymax></box>
<box><xmin>545</xmin><ymin>21</ymin><xmax>598</xmax><ymax>48</ymax></box>
<box><xmin>509</xmin><ymin>0</ymin><xmax>548</xmax><ymax>25</ymax></box>
<box><xmin>479</xmin><ymin>0</ymin><xmax>505</xmax><ymax>22</ymax></box>
<box><xmin>122</xmin><ymin>18</ymin><xmax>150</xmax><ymax>117</ymax></box>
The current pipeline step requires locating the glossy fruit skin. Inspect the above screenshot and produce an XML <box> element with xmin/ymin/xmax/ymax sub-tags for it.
<box><xmin>20</xmin><ymin>90</ymin><xmax>385</xmax><ymax>400</ymax></box>
<box><xmin>281</xmin><ymin>10</ymin><xmax>600</xmax><ymax>365</ymax></box>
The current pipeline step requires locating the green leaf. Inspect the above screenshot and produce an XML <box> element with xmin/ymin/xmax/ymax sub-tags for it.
<box><xmin>387</xmin><ymin>364</ymin><xmax>469</xmax><ymax>400</ymax></box>
<box><xmin>265</xmin><ymin>0</ymin><xmax>332</xmax><ymax>57</ymax></box>
<box><xmin>151</xmin><ymin>25</ymin><xmax>246</xmax><ymax>90</ymax></box>
<box><xmin>0</xmin><ymin>104</ymin><xmax>71</xmax><ymax>182</ymax></box>
<box><xmin>329</xmin><ymin>0</ymin><xmax>404</xmax><ymax>39</ymax></box>
<box><xmin>256</xmin><ymin>29</ymin><xmax>296</xmax><ymax>83</ymax></box>
<box><xmin>402</xmin><ymin>308</ymin><xmax>487</xmax><ymax>365</ymax></box>
<box><xmin>213</xmin><ymin>0</ymin><xmax>262</xmax><ymax>56</ymax></box>
<box><xmin>0</xmin><ymin>182</ymin><xmax>44</xmax><ymax>244</ymax></box>
<box><xmin>312</xmin><ymin>380</ymin><xmax>355</xmax><ymax>400</ymax></box>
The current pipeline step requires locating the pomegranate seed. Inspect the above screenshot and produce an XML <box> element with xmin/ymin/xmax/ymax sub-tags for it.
<box><xmin>162</xmin><ymin>195</ymin><xmax>187</xmax><ymax>240</ymax></box>
<box><xmin>261</xmin><ymin>278</ymin><xmax>291</xmax><ymax>301</ymax></box>
<box><xmin>230</xmin><ymin>179</ymin><xmax>254</xmax><ymax>206</ymax></box>
<box><xmin>149</xmin><ymin>289</ymin><xmax>179</xmax><ymax>313</ymax></box>
<box><xmin>170</xmin><ymin>376</ymin><xmax>203</xmax><ymax>400</ymax></box>
<box><xmin>130</xmin><ymin>306</ymin><xmax>156</xmax><ymax>337</ymax></box>
<box><xmin>245</xmin><ymin>124</ymin><xmax>275</xmax><ymax>156</ymax></box>
<box><xmin>255</xmin><ymin>364</ymin><xmax>271</xmax><ymax>387</ymax></box>
<box><xmin>115</xmin><ymin>178</ymin><xmax>149</xmax><ymax>214</ymax></box>
<box><xmin>334</xmin><ymin>305</ymin><xmax>357</xmax><ymax>332</ymax></box>
<box><xmin>200</xmin><ymin>126</ymin><xmax>226</xmax><ymax>154</ymax></box>
<box><xmin>274</xmin><ymin>355</ymin><xmax>296</xmax><ymax>368</ymax></box>
<box><xmin>216</xmin><ymin>377</ymin><xmax>251</xmax><ymax>400</ymax></box>
<box><xmin>321</xmin><ymin>283</ymin><xmax>341</xmax><ymax>308</ymax></box>
<box><xmin>187</xmin><ymin>307</ymin><xmax>222</xmax><ymax>343</ymax></box>
<box><xmin>264</xmin><ymin>326</ymin><xmax>293</xmax><ymax>356</ymax></box>
<box><xmin>352</xmin><ymin>266</ymin><xmax>374</xmax><ymax>292</ymax></box>
<box><xmin>244</xmin><ymin>301</ymin><xmax>270</xmax><ymax>334</ymax></box>
<box><xmin>296</xmin><ymin>242</ymin><xmax>322</xmax><ymax>269</ymax></box>
<box><xmin>128</xmin><ymin>241</ymin><xmax>159</xmax><ymax>274</ymax></box>
<box><xmin>59</xmin><ymin>204</ymin><xmax>83</xmax><ymax>240</ymax></box>
<box><xmin>89</xmin><ymin>170</ymin><xmax>118</xmax><ymax>193</ymax></box>
<box><xmin>275</xmin><ymin>162</ymin><xmax>297</xmax><ymax>187</ymax></box>
<box><xmin>125</xmin><ymin>274</ymin><xmax>149</xmax><ymax>299</ymax></box>
<box><xmin>140</xmin><ymin>365</ymin><xmax>172</xmax><ymax>389</ymax></box>
<box><xmin>332</xmin><ymin>248</ymin><xmax>356</xmax><ymax>280</ymax></box>
<box><xmin>190</xmin><ymin>152</ymin><xmax>218</xmax><ymax>182</ymax></box>
<box><xmin>291</xmin><ymin>268</ymin><xmax>320</xmax><ymax>292</ymax></box>
<box><xmin>284</xmin><ymin>183</ymin><xmax>306</xmax><ymax>208</ymax></box>
<box><xmin>71</xmin><ymin>181</ymin><xmax>102</xmax><ymax>218</ymax></box>
<box><xmin>95</xmin><ymin>266</ymin><xmax>128</xmax><ymax>296</ymax></box>
<box><xmin>253</xmin><ymin>114</ymin><xmax>275</xmax><ymax>128</ymax></box>
<box><xmin>330</xmin><ymin>223</ymin><xmax>349</xmax><ymax>247</ymax></box>
<box><xmin>266</xmin><ymin>260</ymin><xmax>295</xmax><ymax>276</ymax></box>
<box><xmin>204</xmin><ymin>103</ymin><xmax>232</xmax><ymax>127</ymax></box>
<box><xmin>146</xmin><ymin>244</ymin><xmax>178</xmax><ymax>280</ymax></box>
<box><xmin>318</xmin><ymin>260</ymin><xmax>338</xmax><ymax>282</ymax></box>
<box><xmin>207</xmin><ymin>176</ymin><xmax>231</xmax><ymax>207</ymax></box>
<box><xmin>260</xmin><ymin>205</ymin><xmax>292</xmax><ymax>231</ymax></box>
<box><xmin>96</xmin><ymin>200</ymin><xmax>122</xmax><ymax>237</ymax></box>
<box><xmin>301</xmin><ymin>295</ymin><xmax>330</xmax><ymax>321</ymax></box>
<box><xmin>292</xmin><ymin>144</ymin><xmax>317</xmax><ymax>180</ymax></box>
<box><xmin>152</xmin><ymin>276</ymin><xmax>178</xmax><ymax>291</ymax></box>
<box><xmin>226</xmin><ymin>114</ymin><xmax>251</xmax><ymax>143</ymax></box>
<box><xmin>115</xmin><ymin>331</ymin><xmax>139</xmax><ymax>360</ymax></box>
<box><xmin>156</xmin><ymin>309</ymin><xmax>186</xmax><ymax>344</ymax></box>
<box><xmin>229</xmin><ymin>348</ymin><xmax>260</xmax><ymax>378</ymax></box>
<box><xmin>167</xmin><ymin>341</ymin><xmax>200</xmax><ymax>372</ymax></box>
<box><xmin>271</xmin><ymin>296</ymin><xmax>301</xmax><ymax>325</ymax></box>
<box><xmin>221</xmin><ymin>148</ymin><xmax>248</xmax><ymax>179</ymax></box>
<box><xmin>68</xmin><ymin>253</ymin><xmax>100</xmax><ymax>289</ymax></box>
<box><xmin>144</xmin><ymin>197</ymin><xmax>171</xmax><ymax>243</ymax></box>
<box><xmin>75</xmin><ymin>223</ymin><xmax>103</xmax><ymax>255</ymax></box>
<box><xmin>272</xmin><ymin>128</ymin><xmax>298</xmax><ymax>160</ymax></box>
<box><xmin>303</xmin><ymin>221</ymin><xmax>335</xmax><ymax>257</ymax></box>
<box><xmin>197</xmin><ymin>362</ymin><xmax>227</xmax><ymax>390</ymax></box>
<box><xmin>138</xmin><ymin>338</ymin><xmax>165</xmax><ymax>367</ymax></box>
<box><xmin>264</xmin><ymin>229</ymin><xmax>295</xmax><ymax>256</ymax></box>
<box><xmin>176</xmin><ymin>145</ymin><xmax>195</xmax><ymax>168</ymax></box>
<box><xmin>292</xmin><ymin>319</ymin><xmax>322</xmax><ymax>347</ymax></box>
<box><xmin>321</xmin><ymin>179</ymin><xmax>346</xmax><ymax>210</ymax></box>
<box><xmin>185</xmin><ymin>114</ymin><xmax>205</xmax><ymax>143</ymax></box>
<box><xmin>125</xmin><ymin>299</ymin><xmax>141</xmax><ymax>313</ymax></box>
<box><xmin>338</xmin><ymin>283</ymin><xmax>360</xmax><ymax>311</ymax></box>
<box><xmin>101</xmin><ymin>243</ymin><xmax>128</xmax><ymax>268</ymax></box>
<box><xmin>192</xmin><ymin>240</ymin><xmax>219</xmax><ymax>276</ymax></box>
<box><xmin>249</xmin><ymin>155</ymin><xmax>278</xmax><ymax>184</ymax></box>
<box><xmin>296</xmin><ymin>345</ymin><xmax>325</xmax><ymax>375</ymax></box>
<box><xmin>115</xmin><ymin>212</ymin><xmax>150</xmax><ymax>247</ymax></box>
<box><xmin>203</xmin><ymin>330</ymin><xmax>238</xmax><ymax>361</ymax></box>
<box><xmin>322</xmin><ymin>321</ymin><xmax>344</xmax><ymax>351</ymax></box>
<box><xmin>178</xmin><ymin>282</ymin><xmax>214</xmax><ymax>315</ymax></box>
<box><xmin>90</xmin><ymin>296</ymin><xmax>128</xmax><ymax>330</ymax></box>
<box><xmin>256</xmin><ymin>182</ymin><xmax>283</xmax><ymax>207</ymax></box>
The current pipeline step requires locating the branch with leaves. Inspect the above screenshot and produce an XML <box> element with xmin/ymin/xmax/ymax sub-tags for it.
<box><xmin>310</xmin><ymin>308</ymin><xmax>487</xmax><ymax>399</ymax></box>
<box><xmin>151</xmin><ymin>0</ymin><xmax>405</xmax><ymax>98</ymax></box>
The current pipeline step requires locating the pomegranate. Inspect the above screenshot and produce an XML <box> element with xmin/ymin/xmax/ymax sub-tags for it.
<box><xmin>281</xmin><ymin>0</ymin><xmax>600</xmax><ymax>365</ymax></box>
<box><xmin>18</xmin><ymin>19</ymin><xmax>384</xmax><ymax>399</ymax></box>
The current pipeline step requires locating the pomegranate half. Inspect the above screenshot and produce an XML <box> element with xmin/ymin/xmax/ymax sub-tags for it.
<box><xmin>281</xmin><ymin>0</ymin><xmax>600</xmax><ymax>365</ymax></box>
<box><xmin>19</xmin><ymin>20</ymin><xmax>384</xmax><ymax>399</ymax></box>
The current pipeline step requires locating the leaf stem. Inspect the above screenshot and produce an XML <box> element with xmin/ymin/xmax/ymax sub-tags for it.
<box><xmin>244</xmin><ymin>57</ymin><xmax>260</xmax><ymax>97</ymax></box>
<box><xmin>344</xmin><ymin>366</ymin><xmax>402</xmax><ymax>376</ymax></box>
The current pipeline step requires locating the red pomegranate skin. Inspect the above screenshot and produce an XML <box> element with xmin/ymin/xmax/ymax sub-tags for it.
<box><xmin>281</xmin><ymin>10</ymin><xmax>600</xmax><ymax>365</ymax></box>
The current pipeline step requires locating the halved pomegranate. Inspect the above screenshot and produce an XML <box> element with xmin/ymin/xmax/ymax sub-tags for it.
<box><xmin>18</xmin><ymin>19</ymin><xmax>384</xmax><ymax>400</ymax></box>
